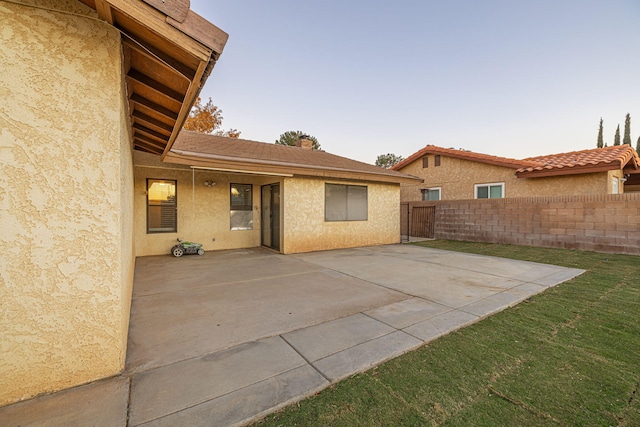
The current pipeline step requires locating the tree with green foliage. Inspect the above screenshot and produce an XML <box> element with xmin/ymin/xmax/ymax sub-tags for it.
<box><xmin>375</xmin><ymin>153</ymin><xmax>404</xmax><ymax>169</ymax></box>
<box><xmin>275</xmin><ymin>131</ymin><xmax>321</xmax><ymax>150</ymax></box>
<box><xmin>614</xmin><ymin>124</ymin><xmax>621</xmax><ymax>146</ymax></box>
<box><xmin>597</xmin><ymin>118</ymin><xmax>604</xmax><ymax>148</ymax></box>
<box><xmin>636</xmin><ymin>136</ymin><xmax>640</xmax><ymax>153</ymax></box>
<box><xmin>623</xmin><ymin>113</ymin><xmax>631</xmax><ymax>145</ymax></box>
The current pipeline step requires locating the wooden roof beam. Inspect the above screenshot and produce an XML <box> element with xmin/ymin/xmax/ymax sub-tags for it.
<box><xmin>133</xmin><ymin>123</ymin><xmax>170</xmax><ymax>143</ymax></box>
<box><xmin>130</xmin><ymin>93</ymin><xmax>179</xmax><ymax>121</ymax></box>
<box><xmin>132</xmin><ymin>110</ymin><xmax>174</xmax><ymax>133</ymax></box>
<box><xmin>134</xmin><ymin>133</ymin><xmax>166</xmax><ymax>150</ymax></box>
<box><xmin>121</xmin><ymin>35</ymin><xmax>196</xmax><ymax>80</ymax></box>
<box><xmin>95</xmin><ymin>0</ymin><xmax>114</xmax><ymax>24</ymax></box>
<box><xmin>127</xmin><ymin>69</ymin><xmax>184</xmax><ymax>103</ymax></box>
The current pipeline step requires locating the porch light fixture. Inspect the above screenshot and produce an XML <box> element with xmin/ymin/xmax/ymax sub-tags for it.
<box><xmin>204</xmin><ymin>180</ymin><xmax>217</xmax><ymax>187</ymax></box>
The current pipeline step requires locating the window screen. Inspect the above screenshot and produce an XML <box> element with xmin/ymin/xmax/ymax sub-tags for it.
<box><xmin>325</xmin><ymin>184</ymin><xmax>368</xmax><ymax>221</ymax></box>
<box><xmin>421</xmin><ymin>188</ymin><xmax>441</xmax><ymax>201</ymax></box>
<box><xmin>230</xmin><ymin>183</ymin><xmax>253</xmax><ymax>230</ymax></box>
<box><xmin>147</xmin><ymin>179</ymin><xmax>177</xmax><ymax>233</ymax></box>
<box><xmin>475</xmin><ymin>183</ymin><xmax>504</xmax><ymax>199</ymax></box>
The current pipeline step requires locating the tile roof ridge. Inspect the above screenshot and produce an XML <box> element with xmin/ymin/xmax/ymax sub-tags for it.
<box><xmin>393</xmin><ymin>144</ymin><xmax>534</xmax><ymax>170</ymax></box>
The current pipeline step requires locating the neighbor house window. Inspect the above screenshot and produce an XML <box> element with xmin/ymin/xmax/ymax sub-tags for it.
<box><xmin>434</xmin><ymin>155</ymin><xmax>441</xmax><ymax>166</ymax></box>
<box><xmin>475</xmin><ymin>182</ymin><xmax>504</xmax><ymax>199</ymax></box>
<box><xmin>230</xmin><ymin>183</ymin><xmax>253</xmax><ymax>230</ymax></box>
<box><xmin>422</xmin><ymin>157</ymin><xmax>429</xmax><ymax>168</ymax></box>
<box><xmin>612</xmin><ymin>177</ymin><xmax>619</xmax><ymax>194</ymax></box>
<box><xmin>421</xmin><ymin>188</ymin><xmax>441</xmax><ymax>201</ymax></box>
<box><xmin>325</xmin><ymin>184</ymin><xmax>368</xmax><ymax>221</ymax></box>
<box><xmin>147</xmin><ymin>179</ymin><xmax>177</xmax><ymax>233</ymax></box>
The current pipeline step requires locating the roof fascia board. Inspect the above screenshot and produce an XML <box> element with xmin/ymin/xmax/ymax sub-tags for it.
<box><xmin>516</xmin><ymin>164</ymin><xmax>618</xmax><ymax>178</ymax></box>
<box><xmin>394</xmin><ymin>147</ymin><xmax>527</xmax><ymax>170</ymax></box>
<box><xmin>161</xmin><ymin>59</ymin><xmax>211</xmax><ymax>158</ymax></box>
<box><xmin>190</xmin><ymin>166</ymin><xmax>293</xmax><ymax>177</ymax></box>
<box><xmin>164</xmin><ymin>151</ymin><xmax>423</xmax><ymax>184</ymax></box>
<box><xmin>105</xmin><ymin>0</ymin><xmax>214</xmax><ymax>61</ymax></box>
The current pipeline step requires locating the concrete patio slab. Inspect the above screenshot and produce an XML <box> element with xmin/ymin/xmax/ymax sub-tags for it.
<box><xmin>0</xmin><ymin>376</ymin><xmax>129</xmax><ymax>427</ymax></box>
<box><xmin>282</xmin><ymin>313</ymin><xmax>396</xmax><ymax>362</ymax></box>
<box><xmin>135</xmin><ymin>365</ymin><xmax>327</xmax><ymax>427</ymax></box>
<box><xmin>312</xmin><ymin>331</ymin><xmax>423</xmax><ymax>382</ymax></box>
<box><xmin>364</xmin><ymin>297</ymin><xmax>452</xmax><ymax>329</ymax></box>
<box><xmin>129</xmin><ymin>336</ymin><xmax>306</xmax><ymax>426</ymax></box>
<box><xmin>460</xmin><ymin>283</ymin><xmax>546</xmax><ymax>317</ymax></box>
<box><xmin>127</xmin><ymin>261</ymin><xmax>407</xmax><ymax>373</ymax></box>
<box><xmin>404</xmin><ymin>310</ymin><xmax>480</xmax><ymax>342</ymax></box>
<box><xmin>0</xmin><ymin>244</ymin><xmax>585</xmax><ymax>427</ymax></box>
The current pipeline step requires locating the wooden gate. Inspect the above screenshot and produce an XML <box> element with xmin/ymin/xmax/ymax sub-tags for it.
<box><xmin>410</xmin><ymin>206</ymin><xmax>435</xmax><ymax>238</ymax></box>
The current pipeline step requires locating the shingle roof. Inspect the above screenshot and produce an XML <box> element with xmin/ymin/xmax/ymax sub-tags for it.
<box><xmin>392</xmin><ymin>145</ymin><xmax>532</xmax><ymax>171</ymax></box>
<box><xmin>166</xmin><ymin>131</ymin><xmax>422</xmax><ymax>184</ymax></box>
<box><xmin>393</xmin><ymin>144</ymin><xmax>640</xmax><ymax>178</ymax></box>
<box><xmin>517</xmin><ymin>145</ymin><xmax>640</xmax><ymax>177</ymax></box>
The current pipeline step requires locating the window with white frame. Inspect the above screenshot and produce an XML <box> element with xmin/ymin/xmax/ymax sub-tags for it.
<box><xmin>475</xmin><ymin>182</ymin><xmax>504</xmax><ymax>199</ymax></box>
<box><xmin>325</xmin><ymin>184</ymin><xmax>368</xmax><ymax>221</ymax></box>
<box><xmin>421</xmin><ymin>187</ymin><xmax>441</xmax><ymax>201</ymax></box>
<box><xmin>230</xmin><ymin>183</ymin><xmax>253</xmax><ymax>230</ymax></box>
<box><xmin>147</xmin><ymin>179</ymin><xmax>177</xmax><ymax>233</ymax></box>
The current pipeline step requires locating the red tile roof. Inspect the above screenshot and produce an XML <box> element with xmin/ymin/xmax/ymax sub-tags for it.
<box><xmin>517</xmin><ymin>145</ymin><xmax>640</xmax><ymax>178</ymax></box>
<box><xmin>393</xmin><ymin>144</ymin><xmax>640</xmax><ymax>178</ymax></box>
<box><xmin>165</xmin><ymin>131</ymin><xmax>422</xmax><ymax>184</ymax></box>
<box><xmin>392</xmin><ymin>145</ymin><xmax>533</xmax><ymax>171</ymax></box>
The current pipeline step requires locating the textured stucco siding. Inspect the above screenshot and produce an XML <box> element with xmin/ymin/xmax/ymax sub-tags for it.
<box><xmin>134</xmin><ymin>153</ymin><xmax>401</xmax><ymax>256</ymax></box>
<box><xmin>398</xmin><ymin>154</ymin><xmax>615</xmax><ymax>202</ymax></box>
<box><xmin>0</xmin><ymin>1</ymin><xmax>134</xmax><ymax>405</ymax></box>
<box><xmin>133</xmin><ymin>152</ymin><xmax>279</xmax><ymax>256</ymax></box>
<box><xmin>282</xmin><ymin>178</ymin><xmax>400</xmax><ymax>254</ymax></box>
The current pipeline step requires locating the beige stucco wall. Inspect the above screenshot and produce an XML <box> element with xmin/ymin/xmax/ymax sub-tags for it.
<box><xmin>397</xmin><ymin>154</ymin><xmax>615</xmax><ymax>202</ymax></box>
<box><xmin>282</xmin><ymin>178</ymin><xmax>400</xmax><ymax>254</ymax></box>
<box><xmin>134</xmin><ymin>153</ymin><xmax>401</xmax><ymax>256</ymax></box>
<box><xmin>134</xmin><ymin>152</ymin><xmax>280</xmax><ymax>256</ymax></box>
<box><xmin>0</xmin><ymin>1</ymin><xmax>134</xmax><ymax>406</ymax></box>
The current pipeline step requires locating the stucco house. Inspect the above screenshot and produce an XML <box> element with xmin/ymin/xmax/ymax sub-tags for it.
<box><xmin>135</xmin><ymin>131</ymin><xmax>422</xmax><ymax>256</ymax></box>
<box><xmin>0</xmin><ymin>0</ymin><xmax>228</xmax><ymax>406</ymax></box>
<box><xmin>1</xmin><ymin>0</ymin><xmax>422</xmax><ymax>407</ymax></box>
<box><xmin>393</xmin><ymin>144</ymin><xmax>640</xmax><ymax>202</ymax></box>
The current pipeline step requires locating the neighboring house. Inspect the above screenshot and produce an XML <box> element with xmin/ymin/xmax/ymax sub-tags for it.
<box><xmin>0</xmin><ymin>0</ymin><xmax>227</xmax><ymax>406</ymax></box>
<box><xmin>135</xmin><ymin>131</ymin><xmax>422</xmax><ymax>256</ymax></box>
<box><xmin>393</xmin><ymin>145</ymin><xmax>640</xmax><ymax>202</ymax></box>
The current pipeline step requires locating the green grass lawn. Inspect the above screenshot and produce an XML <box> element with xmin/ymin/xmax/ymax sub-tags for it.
<box><xmin>255</xmin><ymin>241</ymin><xmax>640</xmax><ymax>426</ymax></box>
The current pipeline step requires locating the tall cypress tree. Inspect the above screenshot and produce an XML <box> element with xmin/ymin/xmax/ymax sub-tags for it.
<box><xmin>597</xmin><ymin>118</ymin><xmax>604</xmax><ymax>148</ymax></box>
<box><xmin>614</xmin><ymin>124</ymin><xmax>621</xmax><ymax>146</ymax></box>
<box><xmin>636</xmin><ymin>136</ymin><xmax>640</xmax><ymax>153</ymax></box>
<box><xmin>623</xmin><ymin>113</ymin><xmax>631</xmax><ymax>145</ymax></box>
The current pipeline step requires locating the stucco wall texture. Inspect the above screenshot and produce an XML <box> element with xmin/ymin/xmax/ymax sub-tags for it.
<box><xmin>0</xmin><ymin>1</ymin><xmax>134</xmax><ymax>405</ymax></box>
<box><xmin>283</xmin><ymin>178</ymin><xmax>400</xmax><ymax>254</ymax></box>
<box><xmin>134</xmin><ymin>153</ymin><xmax>401</xmax><ymax>256</ymax></box>
<box><xmin>134</xmin><ymin>152</ymin><xmax>277</xmax><ymax>256</ymax></box>
<box><xmin>397</xmin><ymin>154</ymin><xmax>619</xmax><ymax>202</ymax></box>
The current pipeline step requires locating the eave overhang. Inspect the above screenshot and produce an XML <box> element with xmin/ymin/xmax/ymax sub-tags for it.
<box><xmin>166</xmin><ymin>149</ymin><xmax>424</xmax><ymax>185</ymax></box>
<box><xmin>78</xmin><ymin>0</ymin><xmax>228</xmax><ymax>158</ymax></box>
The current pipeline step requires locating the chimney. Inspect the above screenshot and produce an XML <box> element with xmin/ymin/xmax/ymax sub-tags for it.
<box><xmin>295</xmin><ymin>138</ymin><xmax>314</xmax><ymax>150</ymax></box>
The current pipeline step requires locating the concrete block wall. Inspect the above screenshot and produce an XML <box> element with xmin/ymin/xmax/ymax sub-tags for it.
<box><xmin>409</xmin><ymin>193</ymin><xmax>640</xmax><ymax>255</ymax></box>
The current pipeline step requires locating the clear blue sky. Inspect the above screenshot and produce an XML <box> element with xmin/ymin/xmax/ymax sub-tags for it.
<box><xmin>191</xmin><ymin>0</ymin><xmax>640</xmax><ymax>164</ymax></box>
